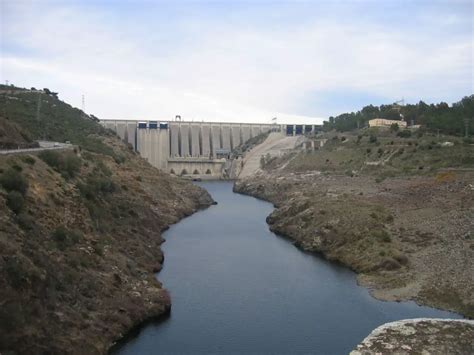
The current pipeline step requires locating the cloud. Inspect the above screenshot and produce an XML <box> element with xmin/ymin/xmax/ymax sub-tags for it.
<box><xmin>1</xmin><ymin>0</ymin><xmax>472</xmax><ymax>123</ymax></box>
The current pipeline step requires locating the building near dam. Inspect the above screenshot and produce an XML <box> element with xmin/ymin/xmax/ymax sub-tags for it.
<box><xmin>368</xmin><ymin>118</ymin><xmax>407</xmax><ymax>129</ymax></box>
<box><xmin>101</xmin><ymin>120</ymin><xmax>320</xmax><ymax>178</ymax></box>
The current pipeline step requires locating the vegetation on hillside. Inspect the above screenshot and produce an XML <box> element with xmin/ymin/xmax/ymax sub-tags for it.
<box><xmin>0</xmin><ymin>84</ymin><xmax>120</xmax><ymax>158</ymax></box>
<box><xmin>323</xmin><ymin>95</ymin><xmax>474</xmax><ymax>136</ymax></box>
<box><xmin>0</xmin><ymin>84</ymin><xmax>213</xmax><ymax>353</ymax></box>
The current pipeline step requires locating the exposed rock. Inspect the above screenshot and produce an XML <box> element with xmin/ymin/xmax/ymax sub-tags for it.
<box><xmin>351</xmin><ymin>319</ymin><xmax>474</xmax><ymax>354</ymax></box>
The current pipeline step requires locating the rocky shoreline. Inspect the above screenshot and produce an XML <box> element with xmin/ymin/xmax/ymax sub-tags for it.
<box><xmin>350</xmin><ymin>318</ymin><xmax>474</xmax><ymax>354</ymax></box>
<box><xmin>234</xmin><ymin>171</ymin><xmax>474</xmax><ymax>318</ymax></box>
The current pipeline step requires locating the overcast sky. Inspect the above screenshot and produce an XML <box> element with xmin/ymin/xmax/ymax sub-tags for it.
<box><xmin>1</xmin><ymin>0</ymin><xmax>473</xmax><ymax>124</ymax></box>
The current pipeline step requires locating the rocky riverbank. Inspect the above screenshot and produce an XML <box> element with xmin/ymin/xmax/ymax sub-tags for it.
<box><xmin>0</xmin><ymin>143</ymin><xmax>214</xmax><ymax>354</ymax></box>
<box><xmin>234</xmin><ymin>170</ymin><xmax>474</xmax><ymax>318</ymax></box>
<box><xmin>0</xmin><ymin>87</ymin><xmax>215</xmax><ymax>354</ymax></box>
<box><xmin>350</xmin><ymin>318</ymin><xmax>474</xmax><ymax>354</ymax></box>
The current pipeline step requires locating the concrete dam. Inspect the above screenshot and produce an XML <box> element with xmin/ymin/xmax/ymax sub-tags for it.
<box><xmin>101</xmin><ymin>120</ymin><xmax>319</xmax><ymax>178</ymax></box>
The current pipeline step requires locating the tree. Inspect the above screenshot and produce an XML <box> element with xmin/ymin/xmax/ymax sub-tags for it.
<box><xmin>390</xmin><ymin>123</ymin><xmax>400</xmax><ymax>132</ymax></box>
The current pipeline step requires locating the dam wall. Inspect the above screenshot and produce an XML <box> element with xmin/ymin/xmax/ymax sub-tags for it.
<box><xmin>101</xmin><ymin>120</ymin><xmax>319</xmax><ymax>177</ymax></box>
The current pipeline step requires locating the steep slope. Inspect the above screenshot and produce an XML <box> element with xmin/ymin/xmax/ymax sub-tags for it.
<box><xmin>0</xmin><ymin>86</ymin><xmax>214</xmax><ymax>353</ymax></box>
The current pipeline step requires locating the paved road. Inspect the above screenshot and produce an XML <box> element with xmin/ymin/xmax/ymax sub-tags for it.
<box><xmin>0</xmin><ymin>142</ymin><xmax>73</xmax><ymax>155</ymax></box>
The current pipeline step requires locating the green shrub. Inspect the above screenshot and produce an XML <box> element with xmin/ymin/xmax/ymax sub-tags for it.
<box><xmin>77</xmin><ymin>176</ymin><xmax>116</xmax><ymax>200</ymax></box>
<box><xmin>38</xmin><ymin>150</ymin><xmax>61</xmax><ymax>168</ymax></box>
<box><xmin>375</xmin><ymin>176</ymin><xmax>385</xmax><ymax>183</ymax></box>
<box><xmin>38</xmin><ymin>150</ymin><xmax>81</xmax><ymax>178</ymax></box>
<box><xmin>11</xmin><ymin>164</ymin><xmax>23</xmax><ymax>172</ymax></box>
<box><xmin>390</xmin><ymin>123</ymin><xmax>400</xmax><ymax>132</ymax></box>
<box><xmin>16</xmin><ymin>213</ymin><xmax>35</xmax><ymax>230</ymax></box>
<box><xmin>94</xmin><ymin>160</ymin><xmax>112</xmax><ymax>176</ymax></box>
<box><xmin>6</xmin><ymin>191</ymin><xmax>25</xmax><ymax>214</ymax></box>
<box><xmin>113</xmin><ymin>154</ymin><xmax>126</xmax><ymax>164</ymax></box>
<box><xmin>371</xmin><ymin>229</ymin><xmax>391</xmax><ymax>242</ymax></box>
<box><xmin>369</xmin><ymin>134</ymin><xmax>378</xmax><ymax>143</ymax></box>
<box><xmin>22</xmin><ymin>156</ymin><xmax>36</xmax><ymax>165</ymax></box>
<box><xmin>63</xmin><ymin>154</ymin><xmax>82</xmax><ymax>178</ymax></box>
<box><xmin>5</xmin><ymin>257</ymin><xmax>28</xmax><ymax>289</ymax></box>
<box><xmin>0</xmin><ymin>168</ymin><xmax>28</xmax><ymax>195</ymax></box>
<box><xmin>397</xmin><ymin>130</ymin><xmax>412</xmax><ymax>138</ymax></box>
<box><xmin>52</xmin><ymin>226</ymin><xmax>82</xmax><ymax>250</ymax></box>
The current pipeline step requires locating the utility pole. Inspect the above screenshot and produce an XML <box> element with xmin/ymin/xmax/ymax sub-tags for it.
<box><xmin>2</xmin><ymin>93</ymin><xmax>7</xmax><ymax>118</ymax></box>
<box><xmin>36</xmin><ymin>91</ymin><xmax>44</xmax><ymax>139</ymax></box>
<box><xmin>36</xmin><ymin>91</ymin><xmax>42</xmax><ymax>122</ymax></box>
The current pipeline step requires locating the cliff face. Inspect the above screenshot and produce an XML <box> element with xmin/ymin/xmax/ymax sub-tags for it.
<box><xmin>0</xmin><ymin>87</ymin><xmax>214</xmax><ymax>354</ymax></box>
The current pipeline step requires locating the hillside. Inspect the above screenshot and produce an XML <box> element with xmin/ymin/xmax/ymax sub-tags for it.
<box><xmin>322</xmin><ymin>95</ymin><xmax>474</xmax><ymax>136</ymax></box>
<box><xmin>0</xmin><ymin>116</ymin><xmax>38</xmax><ymax>149</ymax></box>
<box><xmin>235</xmin><ymin>128</ymin><xmax>474</xmax><ymax>317</ymax></box>
<box><xmin>0</xmin><ymin>86</ymin><xmax>214</xmax><ymax>353</ymax></box>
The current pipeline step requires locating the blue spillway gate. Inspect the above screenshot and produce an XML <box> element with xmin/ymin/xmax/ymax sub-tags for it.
<box><xmin>286</xmin><ymin>125</ymin><xmax>294</xmax><ymax>136</ymax></box>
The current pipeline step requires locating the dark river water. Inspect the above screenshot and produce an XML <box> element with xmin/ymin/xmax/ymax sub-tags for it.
<box><xmin>113</xmin><ymin>181</ymin><xmax>460</xmax><ymax>354</ymax></box>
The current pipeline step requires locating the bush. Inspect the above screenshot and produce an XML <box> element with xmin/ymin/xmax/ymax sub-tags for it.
<box><xmin>390</xmin><ymin>123</ymin><xmax>400</xmax><ymax>132</ymax></box>
<box><xmin>11</xmin><ymin>164</ymin><xmax>22</xmax><ymax>172</ymax></box>
<box><xmin>0</xmin><ymin>168</ymin><xmax>28</xmax><ymax>195</ymax></box>
<box><xmin>372</xmin><ymin>229</ymin><xmax>391</xmax><ymax>242</ymax></box>
<box><xmin>22</xmin><ymin>156</ymin><xmax>36</xmax><ymax>165</ymax></box>
<box><xmin>38</xmin><ymin>150</ymin><xmax>61</xmax><ymax>168</ymax></box>
<box><xmin>52</xmin><ymin>226</ymin><xmax>82</xmax><ymax>250</ymax></box>
<box><xmin>38</xmin><ymin>151</ymin><xmax>81</xmax><ymax>178</ymax></box>
<box><xmin>5</xmin><ymin>257</ymin><xmax>28</xmax><ymax>289</ymax></box>
<box><xmin>16</xmin><ymin>213</ymin><xmax>35</xmax><ymax>230</ymax></box>
<box><xmin>77</xmin><ymin>176</ymin><xmax>116</xmax><ymax>200</ymax></box>
<box><xmin>6</xmin><ymin>191</ymin><xmax>25</xmax><ymax>214</ymax></box>
<box><xmin>397</xmin><ymin>130</ymin><xmax>412</xmax><ymax>138</ymax></box>
<box><xmin>63</xmin><ymin>154</ymin><xmax>82</xmax><ymax>178</ymax></box>
<box><xmin>369</xmin><ymin>134</ymin><xmax>377</xmax><ymax>143</ymax></box>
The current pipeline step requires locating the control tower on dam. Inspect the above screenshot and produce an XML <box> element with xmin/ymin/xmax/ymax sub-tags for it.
<box><xmin>100</xmin><ymin>120</ymin><xmax>320</xmax><ymax>178</ymax></box>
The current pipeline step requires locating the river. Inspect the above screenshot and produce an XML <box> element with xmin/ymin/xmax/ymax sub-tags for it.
<box><xmin>112</xmin><ymin>181</ymin><xmax>460</xmax><ymax>354</ymax></box>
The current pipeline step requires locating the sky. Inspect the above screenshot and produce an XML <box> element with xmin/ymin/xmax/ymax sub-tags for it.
<box><xmin>1</xmin><ymin>0</ymin><xmax>473</xmax><ymax>124</ymax></box>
